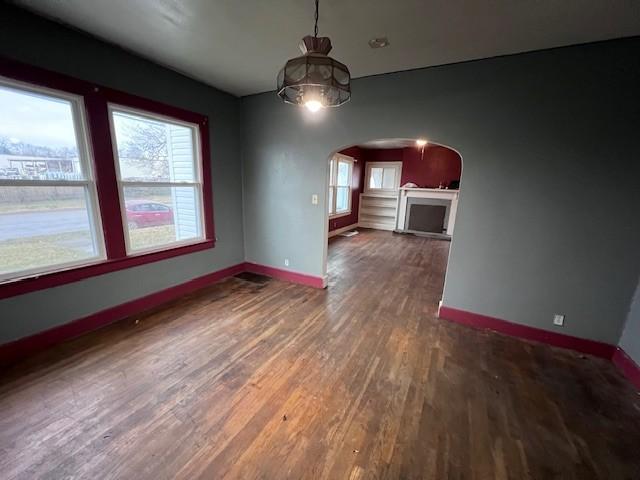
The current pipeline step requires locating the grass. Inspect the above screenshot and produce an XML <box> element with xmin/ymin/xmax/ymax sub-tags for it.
<box><xmin>0</xmin><ymin>231</ymin><xmax>94</xmax><ymax>274</ymax></box>
<box><xmin>129</xmin><ymin>224</ymin><xmax>176</xmax><ymax>251</ymax></box>
<box><xmin>0</xmin><ymin>225</ymin><xmax>177</xmax><ymax>275</ymax></box>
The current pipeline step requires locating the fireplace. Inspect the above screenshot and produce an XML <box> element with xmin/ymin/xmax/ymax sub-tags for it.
<box><xmin>395</xmin><ymin>187</ymin><xmax>459</xmax><ymax>237</ymax></box>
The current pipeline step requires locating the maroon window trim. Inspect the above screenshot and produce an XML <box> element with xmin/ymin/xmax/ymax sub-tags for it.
<box><xmin>0</xmin><ymin>57</ymin><xmax>215</xmax><ymax>300</ymax></box>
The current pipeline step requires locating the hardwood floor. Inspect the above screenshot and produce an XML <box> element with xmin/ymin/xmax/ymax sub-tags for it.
<box><xmin>1</xmin><ymin>229</ymin><xmax>639</xmax><ymax>479</ymax></box>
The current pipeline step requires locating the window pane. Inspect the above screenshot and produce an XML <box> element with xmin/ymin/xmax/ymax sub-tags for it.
<box><xmin>112</xmin><ymin>111</ymin><xmax>197</xmax><ymax>183</ymax></box>
<box><xmin>328</xmin><ymin>186</ymin><xmax>334</xmax><ymax>213</ymax></box>
<box><xmin>337</xmin><ymin>161</ymin><xmax>350</xmax><ymax>186</ymax></box>
<box><xmin>0</xmin><ymin>186</ymin><xmax>100</xmax><ymax>277</ymax></box>
<box><xmin>382</xmin><ymin>167</ymin><xmax>397</xmax><ymax>190</ymax></box>
<box><xmin>369</xmin><ymin>167</ymin><xmax>383</xmax><ymax>189</ymax></box>
<box><xmin>123</xmin><ymin>186</ymin><xmax>202</xmax><ymax>251</ymax></box>
<box><xmin>336</xmin><ymin>187</ymin><xmax>349</xmax><ymax>213</ymax></box>
<box><xmin>0</xmin><ymin>84</ymin><xmax>84</xmax><ymax>180</ymax></box>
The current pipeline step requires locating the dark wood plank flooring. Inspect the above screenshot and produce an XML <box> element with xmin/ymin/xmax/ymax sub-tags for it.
<box><xmin>1</xmin><ymin>229</ymin><xmax>639</xmax><ymax>479</ymax></box>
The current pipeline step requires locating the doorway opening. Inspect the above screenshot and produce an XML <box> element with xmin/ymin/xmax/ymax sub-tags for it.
<box><xmin>322</xmin><ymin>138</ymin><xmax>463</xmax><ymax>301</ymax></box>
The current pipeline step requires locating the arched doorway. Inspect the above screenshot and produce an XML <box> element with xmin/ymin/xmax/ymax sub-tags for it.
<box><xmin>322</xmin><ymin>137</ymin><xmax>463</xmax><ymax>303</ymax></box>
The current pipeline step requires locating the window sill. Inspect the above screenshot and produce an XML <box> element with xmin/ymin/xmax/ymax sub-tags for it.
<box><xmin>329</xmin><ymin>211</ymin><xmax>352</xmax><ymax>220</ymax></box>
<box><xmin>0</xmin><ymin>239</ymin><xmax>215</xmax><ymax>300</ymax></box>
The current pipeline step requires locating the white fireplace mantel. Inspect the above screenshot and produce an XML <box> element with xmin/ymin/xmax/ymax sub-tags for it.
<box><xmin>395</xmin><ymin>187</ymin><xmax>459</xmax><ymax>236</ymax></box>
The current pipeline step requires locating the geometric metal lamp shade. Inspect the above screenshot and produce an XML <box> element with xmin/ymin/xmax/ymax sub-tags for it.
<box><xmin>277</xmin><ymin>35</ymin><xmax>351</xmax><ymax>112</ymax></box>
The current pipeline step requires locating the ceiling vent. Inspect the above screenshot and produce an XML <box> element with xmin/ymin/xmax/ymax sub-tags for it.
<box><xmin>368</xmin><ymin>37</ymin><xmax>390</xmax><ymax>49</ymax></box>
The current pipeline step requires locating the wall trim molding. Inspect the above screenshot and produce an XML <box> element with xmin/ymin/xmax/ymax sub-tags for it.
<box><xmin>244</xmin><ymin>262</ymin><xmax>325</xmax><ymax>289</ymax></box>
<box><xmin>438</xmin><ymin>305</ymin><xmax>616</xmax><ymax>359</ymax></box>
<box><xmin>612</xmin><ymin>347</ymin><xmax>640</xmax><ymax>391</ymax></box>
<box><xmin>3</xmin><ymin>276</ymin><xmax>636</xmax><ymax>393</ymax></box>
<box><xmin>0</xmin><ymin>263</ymin><xmax>245</xmax><ymax>366</ymax></box>
<box><xmin>328</xmin><ymin>223</ymin><xmax>359</xmax><ymax>238</ymax></box>
<box><xmin>0</xmin><ymin>260</ymin><xmax>328</xmax><ymax>366</ymax></box>
<box><xmin>439</xmin><ymin>305</ymin><xmax>640</xmax><ymax>392</ymax></box>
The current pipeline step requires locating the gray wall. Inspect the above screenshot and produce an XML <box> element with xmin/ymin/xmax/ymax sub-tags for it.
<box><xmin>0</xmin><ymin>5</ymin><xmax>244</xmax><ymax>343</ymax></box>
<box><xmin>619</xmin><ymin>279</ymin><xmax>640</xmax><ymax>364</ymax></box>
<box><xmin>241</xmin><ymin>37</ymin><xmax>640</xmax><ymax>345</ymax></box>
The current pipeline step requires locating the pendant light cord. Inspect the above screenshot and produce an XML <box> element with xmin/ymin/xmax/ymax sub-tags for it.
<box><xmin>314</xmin><ymin>0</ymin><xmax>319</xmax><ymax>38</ymax></box>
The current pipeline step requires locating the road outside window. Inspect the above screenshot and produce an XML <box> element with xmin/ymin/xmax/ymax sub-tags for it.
<box><xmin>0</xmin><ymin>80</ymin><xmax>104</xmax><ymax>281</ymax></box>
<box><xmin>110</xmin><ymin>107</ymin><xmax>205</xmax><ymax>253</ymax></box>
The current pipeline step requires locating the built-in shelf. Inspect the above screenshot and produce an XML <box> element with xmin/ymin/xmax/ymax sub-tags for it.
<box><xmin>363</xmin><ymin>201</ymin><xmax>397</xmax><ymax>208</ymax></box>
<box><xmin>358</xmin><ymin>191</ymin><xmax>399</xmax><ymax>231</ymax></box>
<box><xmin>360</xmin><ymin>207</ymin><xmax>395</xmax><ymax>215</ymax></box>
<box><xmin>361</xmin><ymin>192</ymin><xmax>398</xmax><ymax>199</ymax></box>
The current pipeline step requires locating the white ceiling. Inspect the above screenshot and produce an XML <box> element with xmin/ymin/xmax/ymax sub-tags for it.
<box><xmin>14</xmin><ymin>0</ymin><xmax>640</xmax><ymax>97</ymax></box>
<box><xmin>358</xmin><ymin>139</ymin><xmax>422</xmax><ymax>149</ymax></box>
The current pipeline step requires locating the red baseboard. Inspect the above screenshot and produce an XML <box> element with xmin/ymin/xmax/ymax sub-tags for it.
<box><xmin>0</xmin><ymin>263</ymin><xmax>245</xmax><ymax>366</ymax></box>
<box><xmin>4</xmin><ymin>268</ymin><xmax>634</xmax><ymax>394</ymax></box>
<box><xmin>438</xmin><ymin>306</ymin><xmax>616</xmax><ymax>359</ymax></box>
<box><xmin>612</xmin><ymin>348</ymin><xmax>640</xmax><ymax>391</ymax></box>
<box><xmin>0</xmin><ymin>260</ymin><xmax>326</xmax><ymax>366</ymax></box>
<box><xmin>243</xmin><ymin>262</ymin><xmax>325</xmax><ymax>289</ymax></box>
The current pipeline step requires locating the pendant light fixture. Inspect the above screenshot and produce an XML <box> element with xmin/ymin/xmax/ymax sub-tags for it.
<box><xmin>277</xmin><ymin>0</ymin><xmax>351</xmax><ymax>112</ymax></box>
<box><xmin>416</xmin><ymin>139</ymin><xmax>428</xmax><ymax>161</ymax></box>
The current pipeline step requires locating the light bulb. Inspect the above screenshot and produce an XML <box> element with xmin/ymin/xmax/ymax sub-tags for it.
<box><xmin>304</xmin><ymin>100</ymin><xmax>323</xmax><ymax>113</ymax></box>
<box><xmin>416</xmin><ymin>139</ymin><xmax>428</xmax><ymax>147</ymax></box>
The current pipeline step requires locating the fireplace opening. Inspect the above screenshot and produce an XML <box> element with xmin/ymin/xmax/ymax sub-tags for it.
<box><xmin>408</xmin><ymin>204</ymin><xmax>447</xmax><ymax>233</ymax></box>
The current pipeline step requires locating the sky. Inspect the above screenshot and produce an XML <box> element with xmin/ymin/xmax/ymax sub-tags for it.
<box><xmin>0</xmin><ymin>85</ymin><xmax>194</xmax><ymax>180</ymax></box>
<box><xmin>0</xmin><ymin>84</ymin><xmax>78</xmax><ymax>148</ymax></box>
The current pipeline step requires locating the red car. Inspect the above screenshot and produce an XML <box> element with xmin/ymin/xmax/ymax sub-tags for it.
<box><xmin>125</xmin><ymin>200</ymin><xmax>173</xmax><ymax>229</ymax></box>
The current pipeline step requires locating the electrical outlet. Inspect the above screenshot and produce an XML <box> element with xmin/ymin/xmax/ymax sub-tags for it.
<box><xmin>284</xmin><ymin>258</ymin><xmax>290</xmax><ymax>267</ymax></box>
<box><xmin>553</xmin><ymin>314</ymin><xmax>565</xmax><ymax>326</ymax></box>
<box><xmin>311</xmin><ymin>194</ymin><xmax>318</xmax><ymax>205</ymax></box>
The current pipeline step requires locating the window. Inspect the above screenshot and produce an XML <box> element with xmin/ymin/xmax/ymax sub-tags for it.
<box><xmin>0</xmin><ymin>59</ymin><xmax>214</xmax><ymax>298</ymax></box>
<box><xmin>328</xmin><ymin>154</ymin><xmax>353</xmax><ymax>217</ymax></box>
<box><xmin>109</xmin><ymin>107</ymin><xmax>205</xmax><ymax>253</ymax></box>
<box><xmin>0</xmin><ymin>78</ymin><xmax>104</xmax><ymax>282</ymax></box>
<box><xmin>365</xmin><ymin>161</ymin><xmax>402</xmax><ymax>193</ymax></box>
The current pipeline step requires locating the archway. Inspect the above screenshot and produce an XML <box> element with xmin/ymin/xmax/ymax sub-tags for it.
<box><xmin>321</xmin><ymin>137</ymin><xmax>464</xmax><ymax>303</ymax></box>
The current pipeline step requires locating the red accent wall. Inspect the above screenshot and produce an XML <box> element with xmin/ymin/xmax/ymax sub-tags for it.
<box><xmin>399</xmin><ymin>145</ymin><xmax>461</xmax><ymax>188</ymax></box>
<box><xmin>355</xmin><ymin>145</ymin><xmax>461</xmax><ymax>188</ymax></box>
<box><xmin>328</xmin><ymin>146</ymin><xmax>363</xmax><ymax>232</ymax></box>
<box><xmin>361</xmin><ymin>148</ymin><xmax>404</xmax><ymax>163</ymax></box>
<box><xmin>327</xmin><ymin>144</ymin><xmax>461</xmax><ymax>233</ymax></box>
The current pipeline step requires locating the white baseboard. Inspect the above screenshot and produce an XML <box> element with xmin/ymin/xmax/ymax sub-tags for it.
<box><xmin>328</xmin><ymin>223</ymin><xmax>359</xmax><ymax>238</ymax></box>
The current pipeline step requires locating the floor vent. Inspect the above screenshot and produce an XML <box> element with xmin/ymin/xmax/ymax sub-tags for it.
<box><xmin>235</xmin><ymin>272</ymin><xmax>271</xmax><ymax>284</ymax></box>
